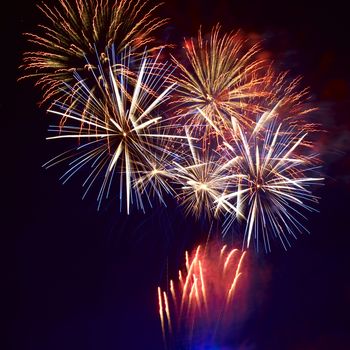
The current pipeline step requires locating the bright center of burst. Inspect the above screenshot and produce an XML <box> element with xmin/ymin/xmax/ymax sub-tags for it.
<box><xmin>198</xmin><ymin>183</ymin><xmax>208</xmax><ymax>191</ymax></box>
<box><xmin>123</xmin><ymin>132</ymin><xmax>127</xmax><ymax>137</ymax></box>
<box><xmin>254</xmin><ymin>179</ymin><xmax>264</xmax><ymax>191</ymax></box>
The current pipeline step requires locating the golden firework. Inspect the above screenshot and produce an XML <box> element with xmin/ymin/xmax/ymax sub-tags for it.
<box><xmin>20</xmin><ymin>0</ymin><xmax>168</xmax><ymax>104</ymax></box>
<box><xmin>170</xmin><ymin>25</ymin><xmax>268</xmax><ymax>136</ymax></box>
<box><xmin>172</xmin><ymin>129</ymin><xmax>241</xmax><ymax>220</ymax></box>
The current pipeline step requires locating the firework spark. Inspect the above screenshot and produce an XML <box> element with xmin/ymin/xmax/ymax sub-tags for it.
<box><xmin>217</xmin><ymin>114</ymin><xmax>323</xmax><ymax>251</ymax></box>
<box><xmin>170</xmin><ymin>25</ymin><xmax>268</xmax><ymax>136</ymax></box>
<box><xmin>158</xmin><ymin>243</ymin><xmax>247</xmax><ymax>348</ymax></box>
<box><xmin>20</xmin><ymin>0</ymin><xmax>168</xmax><ymax>104</ymax></box>
<box><xmin>44</xmin><ymin>50</ymin><xmax>186</xmax><ymax>213</ymax></box>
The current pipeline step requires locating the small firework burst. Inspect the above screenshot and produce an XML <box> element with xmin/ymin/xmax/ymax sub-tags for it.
<box><xmin>172</xmin><ymin>130</ymin><xmax>241</xmax><ymax>220</ymax></box>
<box><xmin>133</xmin><ymin>137</ymin><xmax>178</xmax><ymax>207</ymax></box>
<box><xmin>158</xmin><ymin>243</ymin><xmax>247</xmax><ymax>348</ymax></box>
<box><xmin>20</xmin><ymin>0</ymin><xmax>168</xmax><ymax>103</ymax></box>
<box><xmin>218</xmin><ymin>114</ymin><xmax>323</xmax><ymax>251</ymax></box>
<box><xmin>44</xmin><ymin>50</ymin><xmax>185</xmax><ymax>213</ymax></box>
<box><xmin>170</xmin><ymin>25</ymin><xmax>268</xmax><ymax>136</ymax></box>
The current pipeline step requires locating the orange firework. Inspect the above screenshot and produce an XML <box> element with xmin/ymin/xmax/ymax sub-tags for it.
<box><xmin>170</xmin><ymin>25</ymin><xmax>268</xmax><ymax>137</ymax></box>
<box><xmin>243</xmin><ymin>66</ymin><xmax>321</xmax><ymax>138</ymax></box>
<box><xmin>158</xmin><ymin>243</ymin><xmax>247</xmax><ymax>347</ymax></box>
<box><xmin>20</xmin><ymin>0</ymin><xmax>168</xmax><ymax>104</ymax></box>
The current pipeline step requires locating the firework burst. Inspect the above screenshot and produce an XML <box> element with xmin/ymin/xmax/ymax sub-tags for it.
<box><xmin>253</xmin><ymin>68</ymin><xmax>320</xmax><ymax>136</ymax></box>
<box><xmin>172</xmin><ymin>130</ymin><xmax>242</xmax><ymax>220</ymax></box>
<box><xmin>133</xmin><ymin>138</ymin><xmax>179</xmax><ymax>207</ymax></box>
<box><xmin>170</xmin><ymin>25</ymin><xmax>268</xmax><ymax>136</ymax></box>
<box><xmin>158</xmin><ymin>243</ymin><xmax>247</xmax><ymax>348</ymax></box>
<box><xmin>218</xmin><ymin>114</ymin><xmax>323</xmax><ymax>251</ymax></box>
<box><xmin>20</xmin><ymin>0</ymin><xmax>168</xmax><ymax>104</ymax></box>
<box><xmin>44</xmin><ymin>50</ymin><xmax>186</xmax><ymax>213</ymax></box>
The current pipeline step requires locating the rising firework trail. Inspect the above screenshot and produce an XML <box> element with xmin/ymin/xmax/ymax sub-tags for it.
<box><xmin>158</xmin><ymin>243</ymin><xmax>247</xmax><ymax>348</ymax></box>
<box><xmin>44</xmin><ymin>49</ymin><xmax>187</xmax><ymax>213</ymax></box>
<box><xmin>20</xmin><ymin>0</ymin><xmax>168</xmax><ymax>104</ymax></box>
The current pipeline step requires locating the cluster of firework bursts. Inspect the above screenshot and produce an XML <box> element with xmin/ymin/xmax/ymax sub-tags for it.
<box><xmin>21</xmin><ymin>0</ymin><xmax>323</xmax><ymax>252</ymax></box>
<box><xmin>158</xmin><ymin>244</ymin><xmax>247</xmax><ymax>348</ymax></box>
<box><xmin>21</xmin><ymin>0</ymin><xmax>324</xmax><ymax>347</ymax></box>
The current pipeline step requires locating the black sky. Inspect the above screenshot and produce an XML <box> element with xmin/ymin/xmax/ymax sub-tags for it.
<box><xmin>3</xmin><ymin>0</ymin><xmax>350</xmax><ymax>349</ymax></box>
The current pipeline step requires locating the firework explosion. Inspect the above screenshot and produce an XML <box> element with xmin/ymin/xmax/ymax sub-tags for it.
<box><xmin>21</xmin><ymin>1</ymin><xmax>323</xmax><ymax>247</ymax></box>
<box><xmin>217</xmin><ymin>114</ymin><xmax>323</xmax><ymax>251</ymax></box>
<box><xmin>172</xmin><ymin>130</ymin><xmax>242</xmax><ymax>220</ymax></box>
<box><xmin>170</xmin><ymin>25</ymin><xmax>268</xmax><ymax>136</ymax></box>
<box><xmin>20</xmin><ymin>0</ymin><xmax>167</xmax><ymax>104</ymax></box>
<box><xmin>18</xmin><ymin>1</ymin><xmax>329</xmax><ymax>349</ymax></box>
<box><xmin>252</xmin><ymin>68</ymin><xmax>320</xmax><ymax>136</ymax></box>
<box><xmin>158</xmin><ymin>243</ymin><xmax>247</xmax><ymax>348</ymax></box>
<box><xmin>44</xmin><ymin>49</ymin><xmax>186</xmax><ymax>213</ymax></box>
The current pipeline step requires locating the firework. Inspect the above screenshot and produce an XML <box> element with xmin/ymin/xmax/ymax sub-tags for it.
<box><xmin>44</xmin><ymin>50</ymin><xmax>186</xmax><ymax>213</ymax></box>
<box><xmin>170</xmin><ymin>25</ymin><xmax>268</xmax><ymax>136</ymax></box>
<box><xmin>133</xmin><ymin>138</ymin><xmax>178</xmax><ymax>207</ymax></box>
<box><xmin>172</xmin><ymin>130</ymin><xmax>242</xmax><ymax>220</ymax></box>
<box><xmin>252</xmin><ymin>68</ymin><xmax>320</xmax><ymax>137</ymax></box>
<box><xmin>217</xmin><ymin>113</ymin><xmax>323</xmax><ymax>251</ymax></box>
<box><xmin>158</xmin><ymin>243</ymin><xmax>247</xmax><ymax>348</ymax></box>
<box><xmin>20</xmin><ymin>0</ymin><xmax>168</xmax><ymax>103</ymax></box>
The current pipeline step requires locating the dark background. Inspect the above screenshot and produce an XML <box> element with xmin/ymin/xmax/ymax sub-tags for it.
<box><xmin>2</xmin><ymin>0</ymin><xmax>350</xmax><ymax>349</ymax></box>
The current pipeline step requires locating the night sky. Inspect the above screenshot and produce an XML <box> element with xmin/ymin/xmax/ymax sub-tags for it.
<box><xmin>3</xmin><ymin>0</ymin><xmax>350</xmax><ymax>349</ymax></box>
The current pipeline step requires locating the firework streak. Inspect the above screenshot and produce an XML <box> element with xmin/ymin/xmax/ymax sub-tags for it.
<box><xmin>158</xmin><ymin>244</ymin><xmax>247</xmax><ymax>348</ymax></box>
<box><xmin>172</xmin><ymin>130</ymin><xmax>242</xmax><ymax>220</ymax></box>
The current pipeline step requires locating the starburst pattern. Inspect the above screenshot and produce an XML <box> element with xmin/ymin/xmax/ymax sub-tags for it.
<box><xmin>170</xmin><ymin>25</ymin><xmax>268</xmax><ymax>136</ymax></box>
<box><xmin>20</xmin><ymin>0</ymin><xmax>168</xmax><ymax>103</ymax></box>
<box><xmin>44</xmin><ymin>50</ymin><xmax>185</xmax><ymax>213</ymax></box>
<box><xmin>218</xmin><ymin>116</ymin><xmax>323</xmax><ymax>251</ymax></box>
<box><xmin>172</xmin><ymin>129</ymin><xmax>241</xmax><ymax>219</ymax></box>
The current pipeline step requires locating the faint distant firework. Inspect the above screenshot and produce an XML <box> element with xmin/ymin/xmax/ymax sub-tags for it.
<box><xmin>216</xmin><ymin>112</ymin><xmax>323</xmax><ymax>251</ymax></box>
<box><xmin>20</xmin><ymin>0</ymin><xmax>168</xmax><ymax>104</ymax></box>
<box><xmin>158</xmin><ymin>243</ymin><xmax>247</xmax><ymax>348</ymax></box>
<box><xmin>44</xmin><ymin>50</ymin><xmax>186</xmax><ymax>213</ymax></box>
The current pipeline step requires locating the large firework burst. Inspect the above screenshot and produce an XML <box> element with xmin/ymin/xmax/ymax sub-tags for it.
<box><xmin>158</xmin><ymin>243</ymin><xmax>247</xmax><ymax>348</ymax></box>
<box><xmin>44</xmin><ymin>50</ymin><xmax>185</xmax><ymax>213</ymax></box>
<box><xmin>20</xmin><ymin>0</ymin><xmax>168</xmax><ymax>103</ymax></box>
<box><xmin>218</xmin><ymin>115</ymin><xmax>323</xmax><ymax>251</ymax></box>
<box><xmin>170</xmin><ymin>25</ymin><xmax>268</xmax><ymax>136</ymax></box>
